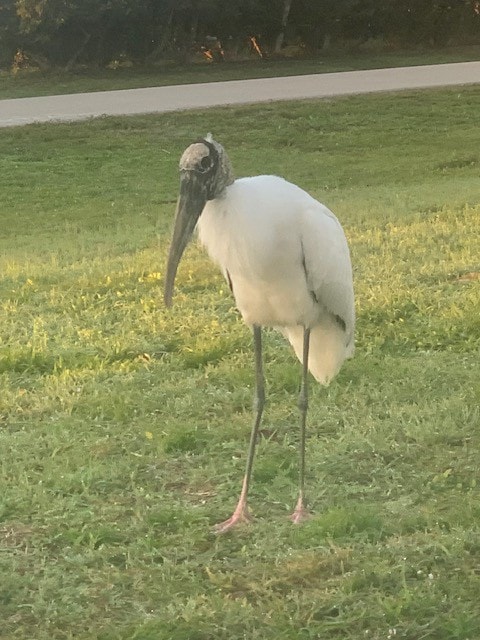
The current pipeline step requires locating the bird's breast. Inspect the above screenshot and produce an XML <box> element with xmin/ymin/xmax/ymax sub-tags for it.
<box><xmin>197</xmin><ymin>188</ymin><xmax>319</xmax><ymax>328</ymax></box>
<box><xmin>198</xmin><ymin>180</ymin><xmax>305</xmax><ymax>278</ymax></box>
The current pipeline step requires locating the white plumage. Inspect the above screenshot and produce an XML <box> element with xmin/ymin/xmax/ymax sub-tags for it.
<box><xmin>164</xmin><ymin>136</ymin><xmax>355</xmax><ymax>533</ymax></box>
<box><xmin>197</xmin><ymin>174</ymin><xmax>354</xmax><ymax>384</ymax></box>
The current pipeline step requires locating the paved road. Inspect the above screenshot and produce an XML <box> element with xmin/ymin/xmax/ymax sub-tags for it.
<box><xmin>1</xmin><ymin>61</ymin><xmax>479</xmax><ymax>128</ymax></box>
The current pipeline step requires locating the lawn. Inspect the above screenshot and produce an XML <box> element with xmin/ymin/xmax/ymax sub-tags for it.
<box><xmin>1</xmin><ymin>45</ymin><xmax>479</xmax><ymax>99</ymax></box>
<box><xmin>0</xmin><ymin>86</ymin><xmax>479</xmax><ymax>639</ymax></box>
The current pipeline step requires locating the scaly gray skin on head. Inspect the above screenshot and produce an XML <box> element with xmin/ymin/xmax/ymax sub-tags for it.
<box><xmin>164</xmin><ymin>136</ymin><xmax>234</xmax><ymax>307</ymax></box>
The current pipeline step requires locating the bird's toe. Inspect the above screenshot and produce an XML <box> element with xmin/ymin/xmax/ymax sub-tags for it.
<box><xmin>289</xmin><ymin>495</ymin><xmax>311</xmax><ymax>524</ymax></box>
<box><xmin>212</xmin><ymin>509</ymin><xmax>253</xmax><ymax>534</ymax></box>
<box><xmin>290</xmin><ymin>508</ymin><xmax>311</xmax><ymax>524</ymax></box>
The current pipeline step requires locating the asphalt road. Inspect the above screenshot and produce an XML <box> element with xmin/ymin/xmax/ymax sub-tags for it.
<box><xmin>0</xmin><ymin>61</ymin><xmax>479</xmax><ymax>128</ymax></box>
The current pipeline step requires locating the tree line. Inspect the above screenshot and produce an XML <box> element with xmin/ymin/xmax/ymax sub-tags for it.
<box><xmin>1</xmin><ymin>0</ymin><xmax>479</xmax><ymax>70</ymax></box>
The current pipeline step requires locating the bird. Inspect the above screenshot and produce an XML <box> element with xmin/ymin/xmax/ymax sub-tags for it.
<box><xmin>164</xmin><ymin>134</ymin><xmax>355</xmax><ymax>534</ymax></box>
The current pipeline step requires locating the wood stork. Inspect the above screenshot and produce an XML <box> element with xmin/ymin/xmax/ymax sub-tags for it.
<box><xmin>164</xmin><ymin>135</ymin><xmax>355</xmax><ymax>533</ymax></box>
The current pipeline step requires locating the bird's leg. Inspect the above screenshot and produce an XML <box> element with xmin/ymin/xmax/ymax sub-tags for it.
<box><xmin>213</xmin><ymin>325</ymin><xmax>265</xmax><ymax>534</ymax></box>
<box><xmin>290</xmin><ymin>327</ymin><xmax>311</xmax><ymax>524</ymax></box>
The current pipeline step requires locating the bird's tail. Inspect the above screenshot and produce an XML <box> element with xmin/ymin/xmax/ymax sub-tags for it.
<box><xmin>281</xmin><ymin>320</ymin><xmax>353</xmax><ymax>386</ymax></box>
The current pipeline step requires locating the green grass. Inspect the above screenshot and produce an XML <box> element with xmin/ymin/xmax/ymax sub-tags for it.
<box><xmin>1</xmin><ymin>45</ymin><xmax>479</xmax><ymax>99</ymax></box>
<box><xmin>1</xmin><ymin>86</ymin><xmax>480</xmax><ymax>639</ymax></box>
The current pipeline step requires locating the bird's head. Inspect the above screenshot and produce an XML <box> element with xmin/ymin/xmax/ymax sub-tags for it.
<box><xmin>164</xmin><ymin>135</ymin><xmax>234</xmax><ymax>307</ymax></box>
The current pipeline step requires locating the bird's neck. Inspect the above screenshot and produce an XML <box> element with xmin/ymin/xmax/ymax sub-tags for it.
<box><xmin>210</xmin><ymin>156</ymin><xmax>234</xmax><ymax>200</ymax></box>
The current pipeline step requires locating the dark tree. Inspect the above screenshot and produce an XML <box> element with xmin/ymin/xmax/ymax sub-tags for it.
<box><xmin>0</xmin><ymin>0</ymin><xmax>478</xmax><ymax>69</ymax></box>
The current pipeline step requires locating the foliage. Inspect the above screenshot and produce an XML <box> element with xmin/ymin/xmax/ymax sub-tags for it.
<box><xmin>0</xmin><ymin>0</ymin><xmax>479</xmax><ymax>68</ymax></box>
<box><xmin>0</xmin><ymin>0</ymin><xmax>20</xmax><ymax>64</ymax></box>
<box><xmin>0</xmin><ymin>85</ymin><xmax>479</xmax><ymax>639</ymax></box>
<box><xmin>380</xmin><ymin>0</ymin><xmax>480</xmax><ymax>46</ymax></box>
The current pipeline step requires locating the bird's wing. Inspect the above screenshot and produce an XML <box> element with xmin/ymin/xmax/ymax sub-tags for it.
<box><xmin>300</xmin><ymin>204</ymin><xmax>355</xmax><ymax>344</ymax></box>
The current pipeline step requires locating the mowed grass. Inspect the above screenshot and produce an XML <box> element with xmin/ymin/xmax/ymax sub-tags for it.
<box><xmin>1</xmin><ymin>87</ymin><xmax>479</xmax><ymax>639</ymax></box>
<box><xmin>1</xmin><ymin>45</ymin><xmax>480</xmax><ymax>99</ymax></box>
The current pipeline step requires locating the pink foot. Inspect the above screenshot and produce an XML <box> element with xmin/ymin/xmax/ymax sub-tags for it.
<box><xmin>213</xmin><ymin>505</ymin><xmax>252</xmax><ymax>534</ymax></box>
<box><xmin>290</xmin><ymin>496</ymin><xmax>311</xmax><ymax>524</ymax></box>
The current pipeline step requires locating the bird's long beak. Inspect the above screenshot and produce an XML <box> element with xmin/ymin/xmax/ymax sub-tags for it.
<box><xmin>164</xmin><ymin>172</ymin><xmax>208</xmax><ymax>307</ymax></box>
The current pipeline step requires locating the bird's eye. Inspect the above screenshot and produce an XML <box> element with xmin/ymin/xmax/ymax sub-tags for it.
<box><xmin>200</xmin><ymin>156</ymin><xmax>211</xmax><ymax>171</ymax></box>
